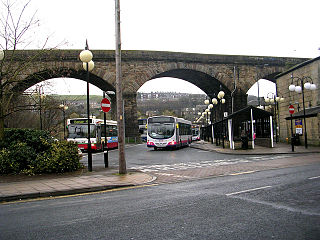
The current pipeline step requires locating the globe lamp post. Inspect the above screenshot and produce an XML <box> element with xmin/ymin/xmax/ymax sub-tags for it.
<box><xmin>79</xmin><ymin>41</ymin><xmax>94</xmax><ymax>172</ymax></box>
<box><xmin>289</xmin><ymin>75</ymin><xmax>317</xmax><ymax>148</ymax></box>
<box><xmin>59</xmin><ymin>104</ymin><xmax>68</xmax><ymax>140</ymax></box>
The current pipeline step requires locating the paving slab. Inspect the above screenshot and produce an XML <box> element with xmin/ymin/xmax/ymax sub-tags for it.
<box><xmin>0</xmin><ymin>168</ymin><xmax>155</xmax><ymax>202</ymax></box>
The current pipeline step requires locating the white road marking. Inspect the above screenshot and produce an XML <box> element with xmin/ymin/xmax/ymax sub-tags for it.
<box><xmin>226</xmin><ymin>185</ymin><xmax>272</xmax><ymax>196</ymax></box>
<box><xmin>229</xmin><ymin>171</ymin><xmax>256</xmax><ymax>176</ymax></box>
<box><xmin>129</xmin><ymin>154</ymin><xmax>292</xmax><ymax>173</ymax></box>
<box><xmin>308</xmin><ymin>176</ymin><xmax>320</xmax><ymax>180</ymax></box>
<box><xmin>130</xmin><ymin>159</ymin><xmax>251</xmax><ymax>172</ymax></box>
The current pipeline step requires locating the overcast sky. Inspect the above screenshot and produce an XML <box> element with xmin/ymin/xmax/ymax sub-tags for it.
<box><xmin>19</xmin><ymin>0</ymin><xmax>320</xmax><ymax>95</ymax></box>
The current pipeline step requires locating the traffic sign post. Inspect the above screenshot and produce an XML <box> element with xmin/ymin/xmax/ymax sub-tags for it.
<box><xmin>289</xmin><ymin>105</ymin><xmax>295</xmax><ymax>115</ymax></box>
<box><xmin>101</xmin><ymin>98</ymin><xmax>111</xmax><ymax>113</ymax></box>
<box><xmin>101</xmin><ymin>95</ymin><xmax>111</xmax><ymax>168</ymax></box>
<box><xmin>289</xmin><ymin>105</ymin><xmax>295</xmax><ymax>152</ymax></box>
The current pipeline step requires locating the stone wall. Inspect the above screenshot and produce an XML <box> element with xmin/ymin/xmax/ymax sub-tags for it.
<box><xmin>277</xmin><ymin>57</ymin><xmax>320</xmax><ymax>146</ymax></box>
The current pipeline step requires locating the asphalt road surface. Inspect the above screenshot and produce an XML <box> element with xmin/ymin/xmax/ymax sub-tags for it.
<box><xmin>1</xmin><ymin>163</ymin><xmax>319</xmax><ymax>240</ymax></box>
<box><xmin>81</xmin><ymin>143</ymin><xmax>295</xmax><ymax>171</ymax></box>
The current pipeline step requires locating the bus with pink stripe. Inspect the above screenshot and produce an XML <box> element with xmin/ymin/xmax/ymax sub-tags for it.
<box><xmin>147</xmin><ymin>116</ymin><xmax>192</xmax><ymax>150</ymax></box>
<box><xmin>67</xmin><ymin>118</ymin><xmax>118</xmax><ymax>151</ymax></box>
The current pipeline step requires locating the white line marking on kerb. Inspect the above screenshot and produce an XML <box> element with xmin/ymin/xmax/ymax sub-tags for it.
<box><xmin>308</xmin><ymin>176</ymin><xmax>320</xmax><ymax>180</ymax></box>
<box><xmin>226</xmin><ymin>186</ymin><xmax>272</xmax><ymax>196</ymax></box>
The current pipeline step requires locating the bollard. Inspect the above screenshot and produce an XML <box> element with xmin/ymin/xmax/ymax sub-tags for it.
<box><xmin>291</xmin><ymin>137</ymin><xmax>295</xmax><ymax>152</ymax></box>
<box><xmin>104</xmin><ymin>149</ymin><xmax>109</xmax><ymax>168</ymax></box>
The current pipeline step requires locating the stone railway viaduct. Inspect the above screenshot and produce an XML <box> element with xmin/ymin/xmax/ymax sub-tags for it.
<box><xmin>10</xmin><ymin>50</ymin><xmax>308</xmax><ymax>137</ymax></box>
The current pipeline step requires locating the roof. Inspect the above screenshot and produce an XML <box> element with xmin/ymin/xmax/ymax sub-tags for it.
<box><xmin>227</xmin><ymin>106</ymin><xmax>273</xmax><ymax>120</ymax></box>
<box><xmin>275</xmin><ymin>56</ymin><xmax>320</xmax><ymax>79</ymax></box>
<box><xmin>213</xmin><ymin>106</ymin><xmax>273</xmax><ymax>125</ymax></box>
<box><xmin>285</xmin><ymin>106</ymin><xmax>320</xmax><ymax>120</ymax></box>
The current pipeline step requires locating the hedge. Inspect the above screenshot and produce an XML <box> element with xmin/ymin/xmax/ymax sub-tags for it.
<box><xmin>0</xmin><ymin>129</ymin><xmax>82</xmax><ymax>175</ymax></box>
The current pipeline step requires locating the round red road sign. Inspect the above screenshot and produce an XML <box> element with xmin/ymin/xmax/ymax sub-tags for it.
<box><xmin>289</xmin><ymin>105</ymin><xmax>295</xmax><ymax>115</ymax></box>
<box><xmin>101</xmin><ymin>98</ymin><xmax>111</xmax><ymax>113</ymax></box>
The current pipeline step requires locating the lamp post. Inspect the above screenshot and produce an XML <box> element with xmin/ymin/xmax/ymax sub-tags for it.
<box><xmin>37</xmin><ymin>86</ymin><xmax>45</xmax><ymax>131</ymax></box>
<box><xmin>59</xmin><ymin>103</ymin><xmax>68</xmax><ymax>140</ymax></box>
<box><xmin>208</xmin><ymin>103</ymin><xmax>213</xmax><ymax>143</ymax></box>
<box><xmin>289</xmin><ymin>75</ymin><xmax>317</xmax><ymax>148</ymax></box>
<box><xmin>197</xmin><ymin>112</ymin><xmax>202</xmax><ymax>139</ymax></box>
<box><xmin>211</xmin><ymin>96</ymin><xmax>218</xmax><ymax>145</ymax></box>
<box><xmin>79</xmin><ymin>41</ymin><xmax>94</xmax><ymax>172</ymax></box>
<box><xmin>264</xmin><ymin>93</ymin><xmax>284</xmax><ymax>143</ymax></box>
<box><xmin>204</xmin><ymin>99</ymin><xmax>210</xmax><ymax>141</ymax></box>
<box><xmin>217</xmin><ymin>88</ymin><xmax>225</xmax><ymax>148</ymax></box>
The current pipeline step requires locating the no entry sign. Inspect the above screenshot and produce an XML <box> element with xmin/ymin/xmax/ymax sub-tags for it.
<box><xmin>289</xmin><ymin>105</ymin><xmax>295</xmax><ymax>115</ymax></box>
<box><xmin>101</xmin><ymin>98</ymin><xmax>111</xmax><ymax>113</ymax></box>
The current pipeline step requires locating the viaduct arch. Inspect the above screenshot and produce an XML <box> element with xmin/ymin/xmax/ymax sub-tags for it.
<box><xmin>8</xmin><ymin>50</ymin><xmax>308</xmax><ymax>137</ymax></box>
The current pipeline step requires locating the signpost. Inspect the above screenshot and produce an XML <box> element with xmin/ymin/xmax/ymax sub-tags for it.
<box><xmin>295</xmin><ymin>119</ymin><xmax>303</xmax><ymax>135</ymax></box>
<box><xmin>289</xmin><ymin>105</ymin><xmax>295</xmax><ymax>152</ymax></box>
<box><xmin>101</xmin><ymin>98</ymin><xmax>111</xmax><ymax>113</ymax></box>
<box><xmin>101</xmin><ymin>96</ymin><xmax>111</xmax><ymax>168</ymax></box>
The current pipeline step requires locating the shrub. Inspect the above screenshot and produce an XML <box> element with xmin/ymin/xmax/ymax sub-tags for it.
<box><xmin>1</xmin><ymin>128</ymin><xmax>53</xmax><ymax>153</ymax></box>
<box><xmin>0</xmin><ymin>129</ymin><xmax>82</xmax><ymax>174</ymax></box>
<box><xmin>0</xmin><ymin>149</ymin><xmax>19</xmax><ymax>174</ymax></box>
<box><xmin>32</xmin><ymin>141</ymin><xmax>81</xmax><ymax>173</ymax></box>
<box><xmin>7</xmin><ymin>142</ymin><xmax>36</xmax><ymax>171</ymax></box>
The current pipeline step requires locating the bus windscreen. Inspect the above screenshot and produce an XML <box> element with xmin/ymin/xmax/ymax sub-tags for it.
<box><xmin>67</xmin><ymin>124</ymin><xmax>96</xmax><ymax>138</ymax></box>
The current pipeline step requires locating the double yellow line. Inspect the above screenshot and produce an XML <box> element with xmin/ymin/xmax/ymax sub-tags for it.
<box><xmin>1</xmin><ymin>184</ymin><xmax>159</xmax><ymax>205</ymax></box>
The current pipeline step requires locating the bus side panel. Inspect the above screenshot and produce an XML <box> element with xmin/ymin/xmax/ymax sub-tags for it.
<box><xmin>106</xmin><ymin>136</ymin><xmax>118</xmax><ymax>149</ymax></box>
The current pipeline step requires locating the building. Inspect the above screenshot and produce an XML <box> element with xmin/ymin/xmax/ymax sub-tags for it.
<box><xmin>276</xmin><ymin>56</ymin><xmax>320</xmax><ymax>146</ymax></box>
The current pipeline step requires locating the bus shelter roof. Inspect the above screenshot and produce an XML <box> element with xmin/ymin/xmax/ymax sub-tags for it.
<box><xmin>285</xmin><ymin>106</ymin><xmax>320</xmax><ymax>120</ymax></box>
<box><xmin>227</xmin><ymin>106</ymin><xmax>273</xmax><ymax>122</ymax></box>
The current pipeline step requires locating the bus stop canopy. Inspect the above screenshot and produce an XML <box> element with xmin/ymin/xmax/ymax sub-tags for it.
<box><xmin>227</xmin><ymin>106</ymin><xmax>273</xmax><ymax>121</ymax></box>
<box><xmin>285</xmin><ymin>106</ymin><xmax>320</xmax><ymax>120</ymax></box>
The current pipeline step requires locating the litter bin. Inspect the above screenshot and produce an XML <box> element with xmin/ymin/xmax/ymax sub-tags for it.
<box><xmin>241</xmin><ymin>136</ymin><xmax>248</xmax><ymax>149</ymax></box>
<box><xmin>293</xmin><ymin>134</ymin><xmax>301</xmax><ymax>146</ymax></box>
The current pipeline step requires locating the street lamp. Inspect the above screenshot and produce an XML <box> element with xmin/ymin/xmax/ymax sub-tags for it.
<box><xmin>208</xmin><ymin>103</ymin><xmax>214</xmax><ymax>143</ymax></box>
<box><xmin>264</xmin><ymin>93</ymin><xmax>284</xmax><ymax>143</ymax></box>
<box><xmin>37</xmin><ymin>87</ymin><xmax>46</xmax><ymax>131</ymax></box>
<box><xmin>211</xmin><ymin>96</ymin><xmax>218</xmax><ymax>145</ymax></box>
<box><xmin>79</xmin><ymin>41</ymin><xmax>94</xmax><ymax>172</ymax></box>
<box><xmin>204</xmin><ymin>99</ymin><xmax>211</xmax><ymax>141</ymax></box>
<box><xmin>59</xmin><ymin>103</ymin><xmax>68</xmax><ymax>140</ymax></box>
<box><xmin>289</xmin><ymin>75</ymin><xmax>317</xmax><ymax>148</ymax></box>
<box><xmin>217</xmin><ymin>88</ymin><xmax>225</xmax><ymax>148</ymax></box>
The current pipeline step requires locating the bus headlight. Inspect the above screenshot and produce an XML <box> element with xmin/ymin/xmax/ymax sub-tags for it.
<box><xmin>167</xmin><ymin>140</ymin><xmax>177</xmax><ymax>146</ymax></box>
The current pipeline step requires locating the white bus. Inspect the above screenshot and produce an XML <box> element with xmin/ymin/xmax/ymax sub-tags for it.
<box><xmin>147</xmin><ymin>116</ymin><xmax>192</xmax><ymax>150</ymax></box>
<box><xmin>192</xmin><ymin>125</ymin><xmax>201</xmax><ymax>141</ymax></box>
<box><xmin>101</xmin><ymin>120</ymin><xmax>118</xmax><ymax>149</ymax></box>
<box><xmin>67</xmin><ymin>118</ymin><xmax>118</xmax><ymax>151</ymax></box>
<box><xmin>138</xmin><ymin>118</ymin><xmax>147</xmax><ymax>142</ymax></box>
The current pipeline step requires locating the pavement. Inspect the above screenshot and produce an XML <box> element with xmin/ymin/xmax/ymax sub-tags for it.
<box><xmin>1</xmin><ymin>141</ymin><xmax>319</xmax><ymax>203</ymax></box>
<box><xmin>191</xmin><ymin>140</ymin><xmax>320</xmax><ymax>155</ymax></box>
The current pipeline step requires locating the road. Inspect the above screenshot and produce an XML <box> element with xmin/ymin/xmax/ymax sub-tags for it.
<box><xmin>1</xmin><ymin>151</ymin><xmax>320</xmax><ymax>239</ymax></box>
<box><xmin>81</xmin><ymin>143</ymin><xmax>294</xmax><ymax>170</ymax></box>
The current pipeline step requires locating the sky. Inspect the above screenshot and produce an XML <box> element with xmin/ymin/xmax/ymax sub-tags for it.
<box><xmin>9</xmin><ymin>0</ymin><xmax>320</xmax><ymax>96</ymax></box>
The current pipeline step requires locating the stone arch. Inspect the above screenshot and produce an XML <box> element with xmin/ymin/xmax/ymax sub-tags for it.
<box><xmin>11</xmin><ymin>66</ymin><xmax>118</xmax><ymax>120</ymax></box>
<box><xmin>12</xmin><ymin>67</ymin><xmax>116</xmax><ymax>94</ymax></box>
<box><xmin>150</xmin><ymin>69</ymin><xmax>231</xmax><ymax>98</ymax></box>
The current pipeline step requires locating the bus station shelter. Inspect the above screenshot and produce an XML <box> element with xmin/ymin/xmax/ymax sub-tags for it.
<box><xmin>212</xmin><ymin>106</ymin><xmax>274</xmax><ymax>150</ymax></box>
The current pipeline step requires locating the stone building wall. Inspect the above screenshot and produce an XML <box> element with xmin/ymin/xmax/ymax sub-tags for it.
<box><xmin>277</xmin><ymin>57</ymin><xmax>320</xmax><ymax>146</ymax></box>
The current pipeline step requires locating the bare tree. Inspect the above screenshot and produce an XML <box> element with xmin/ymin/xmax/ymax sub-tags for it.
<box><xmin>0</xmin><ymin>0</ymin><xmax>62</xmax><ymax>141</ymax></box>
